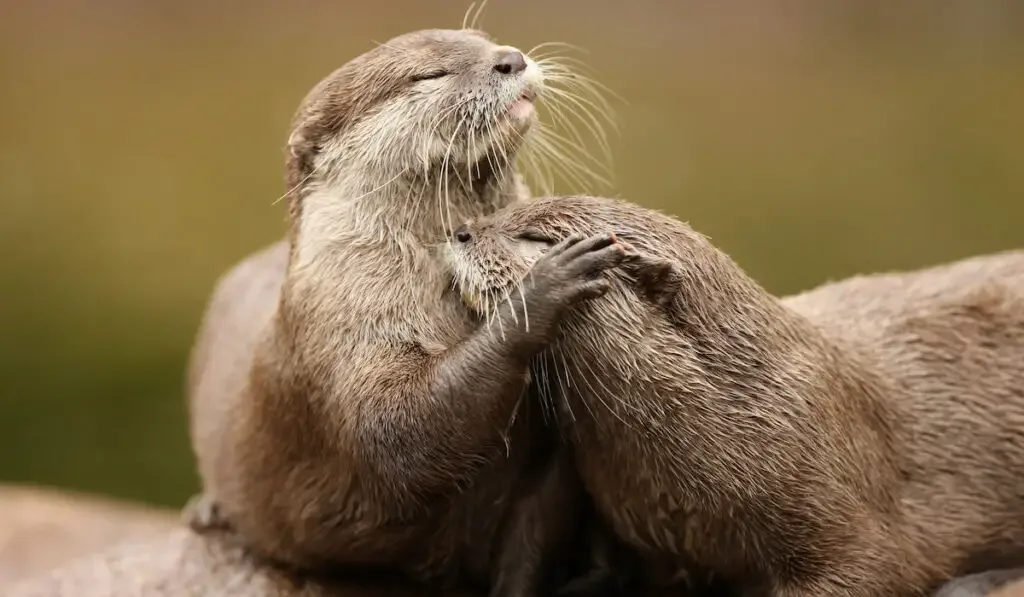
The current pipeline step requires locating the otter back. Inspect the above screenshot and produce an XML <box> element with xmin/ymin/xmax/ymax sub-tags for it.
<box><xmin>446</xmin><ymin>194</ymin><xmax>1024</xmax><ymax>597</ymax></box>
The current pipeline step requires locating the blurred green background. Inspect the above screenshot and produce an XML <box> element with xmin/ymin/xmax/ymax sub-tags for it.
<box><xmin>1</xmin><ymin>0</ymin><xmax>1022</xmax><ymax>509</ymax></box>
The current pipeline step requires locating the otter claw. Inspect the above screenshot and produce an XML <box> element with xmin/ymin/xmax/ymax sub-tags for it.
<box><xmin>558</xmin><ymin>232</ymin><xmax>618</xmax><ymax>263</ymax></box>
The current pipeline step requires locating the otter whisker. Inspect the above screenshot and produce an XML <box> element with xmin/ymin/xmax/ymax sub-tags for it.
<box><xmin>421</xmin><ymin>96</ymin><xmax>476</xmax><ymax>169</ymax></box>
<box><xmin>460</xmin><ymin>2</ymin><xmax>478</xmax><ymax>30</ymax></box>
<box><xmin>272</xmin><ymin>169</ymin><xmax>316</xmax><ymax>205</ymax></box>
<box><xmin>534</xmin><ymin>51</ymin><xmax>621</xmax><ymax>95</ymax></box>
<box><xmin>555</xmin><ymin>348</ymin><xmax>578</xmax><ymax>424</ymax></box>
<box><xmin>371</xmin><ymin>41</ymin><xmax>403</xmax><ymax>53</ymax></box>
<box><xmin>425</xmin><ymin>96</ymin><xmax>476</xmax><ymax>133</ymax></box>
<box><xmin>468</xmin><ymin>0</ymin><xmax>489</xmax><ymax>30</ymax></box>
<box><xmin>480</xmin><ymin>291</ymin><xmax>496</xmax><ymax>339</ymax></box>
<box><xmin>509</xmin><ymin>124</ymin><xmax>569</xmax><ymax>193</ymax></box>
<box><xmin>536</xmin><ymin>128</ymin><xmax>613</xmax><ymax>189</ymax></box>
<box><xmin>407</xmin><ymin>176</ymin><xmax>430</xmax><ymax>224</ymax></box>
<box><xmin>479</xmin><ymin>118</ymin><xmax>501</xmax><ymax>186</ymax></box>
<box><xmin>537</xmin><ymin>91</ymin><xmax>613</xmax><ymax>172</ymax></box>
<box><xmin>532</xmin><ymin>94</ymin><xmax>582</xmax><ymax>150</ymax></box>
<box><xmin>521</xmin><ymin>130</ymin><xmax>557</xmax><ymax>195</ymax></box>
<box><xmin>539</xmin><ymin>355</ymin><xmax>559</xmax><ymax>427</ymax></box>
<box><xmin>501</xmin><ymin>287</ymin><xmax>518</xmax><ymax>328</ymax></box>
<box><xmin>466</xmin><ymin>119</ymin><xmax>479</xmax><ymax>183</ymax></box>
<box><xmin>515</xmin><ymin>145</ymin><xmax>543</xmax><ymax>195</ymax></box>
<box><xmin>510</xmin><ymin>125</ymin><xmax>554</xmax><ymax>195</ymax></box>
<box><xmin>537</xmin><ymin>56</ymin><xmax>625</xmax><ymax>106</ymax></box>
<box><xmin>516</xmin><ymin>282</ymin><xmax>530</xmax><ymax>334</ymax></box>
<box><xmin>536</xmin><ymin>61</ymin><xmax>622</xmax><ymax>135</ymax></box>
<box><xmin>529</xmin><ymin>356</ymin><xmax>549</xmax><ymax>424</ymax></box>
<box><xmin>502</xmin><ymin>386</ymin><xmax>525</xmax><ymax>458</ymax></box>
<box><xmin>528</xmin><ymin>41</ymin><xmax>590</xmax><ymax>57</ymax></box>
<box><xmin>539</xmin><ymin>85</ymin><xmax>617</xmax><ymax>166</ymax></box>
<box><xmin>544</xmin><ymin>79</ymin><xmax>620</xmax><ymax>146</ymax></box>
<box><xmin>528</xmin><ymin>131</ymin><xmax>607</xmax><ymax>193</ymax></box>
<box><xmin>437</xmin><ymin>117</ymin><xmax>467</xmax><ymax>244</ymax></box>
<box><xmin>346</xmin><ymin>168</ymin><xmax>409</xmax><ymax>204</ymax></box>
<box><xmin>537</xmin><ymin>125</ymin><xmax>612</xmax><ymax>180</ymax></box>
<box><xmin>421</xmin><ymin>97</ymin><xmax>477</xmax><ymax>177</ymax></box>
<box><xmin>483</xmin><ymin>117</ymin><xmax>510</xmax><ymax>188</ymax></box>
<box><xmin>493</xmin><ymin>297</ymin><xmax>507</xmax><ymax>342</ymax></box>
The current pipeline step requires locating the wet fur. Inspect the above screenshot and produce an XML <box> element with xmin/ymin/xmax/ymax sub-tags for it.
<box><xmin>448</xmin><ymin>194</ymin><xmax>1024</xmax><ymax>597</ymax></box>
<box><xmin>186</xmin><ymin>28</ymin><xmax>617</xmax><ymax>596</ymax></box>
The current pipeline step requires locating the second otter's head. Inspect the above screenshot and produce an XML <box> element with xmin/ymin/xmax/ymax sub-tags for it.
<box><xmin>286</xmin><ymin>29</ymin><xmax>544</xmax><ymax>201</ymax></box>
<box><xmin>446</xmin><ymin>195</ymin><xmax>646</xmax><ymax>313</ymax></box>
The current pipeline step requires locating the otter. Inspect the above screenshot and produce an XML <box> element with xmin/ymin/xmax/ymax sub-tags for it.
<box><xmin>446</xmin><ymin>194</ymin><xmax>1024</xmax><ymax>597</ymax></box>
<box><xmin>184</xmin><ymin>27</ymin><xmax>626</xmax><ymax>596</ymax></box>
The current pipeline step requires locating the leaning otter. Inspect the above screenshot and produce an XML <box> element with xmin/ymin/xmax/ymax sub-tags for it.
<box><xmin>446</xmin><ymin>194</ymin><xmax>1024</xmax><ymax>596</ymax></box>
<box><xmin>185</xmin><ymin>28</ymin><xmax>624</xmax><ymax>596</ymax></box>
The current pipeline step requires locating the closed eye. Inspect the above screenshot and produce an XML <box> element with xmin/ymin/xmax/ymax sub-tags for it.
<box><xmin>410</xmin><ymin>70</ymin><xmax>451</xmax><ymax>82</ymax></box>
<box><xmin>516</xmin><ymin>229</ymin><xmax>554</xmax><ymax>244</ymax></box>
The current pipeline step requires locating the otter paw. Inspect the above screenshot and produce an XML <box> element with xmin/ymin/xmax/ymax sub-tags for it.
<box><xmin>618</xmin><ymin>248</ymin><xmax>679</xmax><ymax>301</ymax></box>
<box><xmin>530</xmin><ymin>232</ymin><xmax>627</xmax><ymax>305</ymax></box>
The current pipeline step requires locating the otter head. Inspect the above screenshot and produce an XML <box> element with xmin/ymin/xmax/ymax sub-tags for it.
<box><xmin>286</xmin><ymin>29</ymin><xmax>544</xmax><ymax>207</ymax></box>
<box><xmin>447</xmin><ymin>196</ymin><xmax>619</xmax><ymax>314</ymax></box>
<box><xmin>446</xmin><ymin>195</ymin><xmax>687</xmax><ymax>315</ymax></box>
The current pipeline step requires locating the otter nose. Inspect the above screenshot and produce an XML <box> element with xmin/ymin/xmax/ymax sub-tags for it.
<box><xmin>454</xmin><ymin>224</ymin><xmax>473</xmax><ymax>243</ymax></box>
<box><xmin>493</xmin><ymin>50</ymin><xmax>527</xmax><ymax>75</ymax></box>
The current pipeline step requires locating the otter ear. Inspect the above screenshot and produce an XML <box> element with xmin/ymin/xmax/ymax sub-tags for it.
<box><xmin>621</xmin><ymin>249</ymin><xmax>683</xmax><ymax>309</ymax></box>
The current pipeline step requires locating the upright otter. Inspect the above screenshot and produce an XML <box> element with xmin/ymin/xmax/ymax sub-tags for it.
<box><xmin>185</xmin><ymin>28</ymin><xmax>624</xmax><ymax>596</ymax></box>
<box><xmin>446</xmin><ymin>194</ymin><xmax>1024</xmax><ymax>596</ymax></box>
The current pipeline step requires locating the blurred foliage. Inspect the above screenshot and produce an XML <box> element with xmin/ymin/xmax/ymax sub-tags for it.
<box><xmin>0</xmin><ymin>0</ymin><xmax>1022</xmax><ymax>508</ymax></box>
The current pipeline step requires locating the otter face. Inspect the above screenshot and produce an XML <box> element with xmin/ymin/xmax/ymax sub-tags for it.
<box><xmin>289</xmin><ymin>28</ymin><xmax>545</xmax><ymax>188</ymax></box>
<box><xmin>446</xmin><ymin>196</ymin><xmax>610</xmax><ymax>313</ymax></box>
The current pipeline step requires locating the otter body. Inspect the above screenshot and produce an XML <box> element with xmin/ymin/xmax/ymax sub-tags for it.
<box><xmin>186</xmin><ymin>28</ymin><xmax>621</xmax><ymax>596</ymax></box>
<box><xmin>447</xmin><ymin>194</ymin><xmax>1024</xmax><ymax>597</ymax></box>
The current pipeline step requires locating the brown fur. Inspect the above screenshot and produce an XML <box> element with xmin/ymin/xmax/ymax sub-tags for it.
<box><xmin>0</xmin><ymin>484</ymin><xmax>176</xmax><ymax>584</ymax></box>
<box><xmin>446</xmin><ymin>194</ymin><xmax>1024</xmax><ymax>597</ymax></box>
<box><xmin>185</xmin><ymin>28</ymin><xmax>619</xmax><ymax>596</ymax></box>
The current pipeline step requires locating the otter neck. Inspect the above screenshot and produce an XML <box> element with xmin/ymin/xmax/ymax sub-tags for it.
<box><xmin>316</xmin><ymin>155</ymin><xmax>521</xmax><ymax>243</ymax></box>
